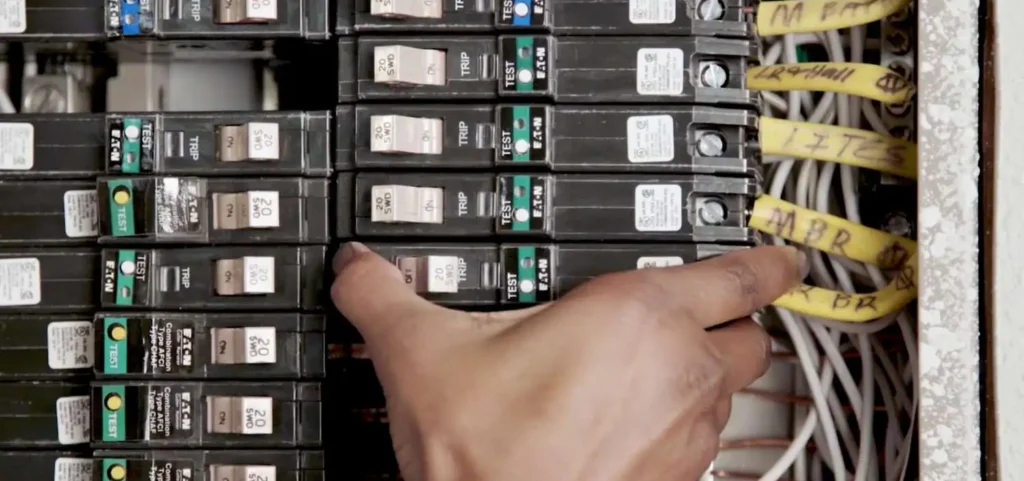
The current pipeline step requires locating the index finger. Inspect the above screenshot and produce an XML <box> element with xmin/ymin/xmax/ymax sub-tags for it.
<box><xmin>578</xmin><ymin>246</ymin><xmax>805</xmax><ymax>329</ymax></box>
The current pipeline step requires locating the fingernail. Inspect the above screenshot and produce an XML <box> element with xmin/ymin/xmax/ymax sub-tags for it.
<box><xmin>333</xmin><ymin>242</ymin><xmax>370</xmax><ymax>273</ymax></box>
<box><xmin>792</xmin><ymin>247</ymin><xmax>810</xmax><ymax>280</ymax></box>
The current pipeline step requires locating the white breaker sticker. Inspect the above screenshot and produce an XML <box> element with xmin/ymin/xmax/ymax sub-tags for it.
<box><xmin>0</xmin><ymin>0</ymin><xmax>26</xmax><ymax>34</ymax></box>
<box><xmin>0</xmin><ymin>257</ymin><xmax>42</xmax><ymax>306</ymax></box>
<box><xmin>56</xmin><ymin>395</ymin><xmax>91</xmax><ymax>445</ymax></box>
<box><xmin>634</xmin><ymin>184</ymin><xmax>683</xmax><ymax>232</ymax></box>
<box><xmin>627</xmin><ymin>115</ymin><xmax>675</xmax><ymax>163</ymax></box>
<box><xmin>47</xmin><ymin>321</ymin><xmax>95</xmax><ymax>370</ymax></box>
<box><xmin>636</xmin><ymin>48</ymin><xmax>685</xmax><ymax>96</ymax></box>
<box><xmin>0</xmin><ymin>122</ymin><xmax>33</xmax><ymax>169</ymax></box>
<box><xmin>245</xmin><ymin>256</ymin><xmax>276</xmax><ymax>294</ymax></box>
<box><xmin>54</xmin><ymin>458</ymin><xmax>93</xmax><ymax>481</ymax></box>
<box><xmin>629</xmin><ymin>0</ymin><xmax>676</xmax><ymax>24</ymax></box>
<box><xmin>637</xmin><ymin>256</ymin><xmax>685</xmax><ymax>269</ymax></box>
<box><xmin>63</xmin><ymin>190</ymin><xmax>99</xmax><ymax>238</ymax></box>
<box><xmin>247</xmin><ymin>191</ymin><xmax>280</xmax><ymax>228</ymax></box>
<box><xmin>247</xmin><ymin>122</ymin><xmax>280</xmax><ymax>160</ymax></box>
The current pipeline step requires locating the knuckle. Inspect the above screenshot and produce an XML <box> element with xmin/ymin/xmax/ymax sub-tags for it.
<box><xmin>676</xmin><ymin>351</ymin><xmax>727</xmax><ymax>399</ymax></box>
<box><xmin>720</xmin><ymin>259</ymin><xmax>763</xmax><ymax>311</ymax></box>
<box><xmin>583</xmin><ymin>274</ymin><xmax>660</xmax><ymax>321</ymax></box>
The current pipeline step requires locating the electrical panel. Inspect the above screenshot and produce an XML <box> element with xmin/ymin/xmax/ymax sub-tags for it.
<box><xmin>0</xmin><ymin>0</ymin><xmax>926</xmax><ymax>480</ymax></box>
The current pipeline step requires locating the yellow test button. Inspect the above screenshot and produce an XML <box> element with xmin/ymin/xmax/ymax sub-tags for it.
<box><xmin>108</xmin><ymin>325</ymin><xmax>127</xmax><ymax>341</ymax></box>
<box><xmin>113</xmin><ymin>190</ymin><xmax>130</xmax><ymax>205</ymax></box>
<box><xmin>108</xmin><ymin>464</ymin><xmax>127</xmax><ymax>481</ymax></box>
<box><xmin>105</xmin><ymin>394</ymin><xmax>123</xmax><ymax>411</ymax></box>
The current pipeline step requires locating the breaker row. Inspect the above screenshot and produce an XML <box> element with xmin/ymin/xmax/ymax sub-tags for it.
<box><xmin>0</xmin><ymin>175</ymin><xmax>759</xmax><ymax>244</ymax></box>
<box><xmin>0</xmin><ymin>106</ymin><xmax>781</xmax><ymax>177</ymax></box>
<box><xmin>2</xmin><ymin>450</ymin><xmax>327</xmax><ymax>481</ymax></box>
<box><xmin>3</xmin><ymin>0</ymin><xmax>755</xmax><ymax>40</ymax></box>
<box><xmin>0</xmin><ymin>242</ymin><xmax>756</xmax><ymax>312</ymax></box>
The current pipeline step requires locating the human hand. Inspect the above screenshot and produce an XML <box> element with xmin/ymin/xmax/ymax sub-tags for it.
<box><xmin>331</xmin><ymin>243</ymin><xmax>805</xmax><ymax>481</ymax></box>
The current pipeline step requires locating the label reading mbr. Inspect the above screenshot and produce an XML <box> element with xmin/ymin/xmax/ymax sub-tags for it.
<box><xmin>498</xmin><ymin>106</ymin><xmax>548</xmax><ymax>163</ymax></box>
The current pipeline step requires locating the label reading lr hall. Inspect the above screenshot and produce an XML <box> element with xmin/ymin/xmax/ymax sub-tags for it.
<box><xmin>497</xmin><ymin>175</ymin><xmax>547</xmax><ymax>233</ymax></box>
<box><xmin>503</xmin><ymin>246</ymin><xmax>552</xmax><ymax>303</ymax></box>
<box><xmin>501</xmin><ymin>36</ymin><xmax>551</xmax><ymax>93</ymax></box>
<box><xmin>498</xmin><ymin>106</ymin><xmax>548</xmax><ymax>164</ymax></box>
<box><xmin>102</xmin><ymin>317</ymin><xmax>195</xmax><ymax>375</ymax></box>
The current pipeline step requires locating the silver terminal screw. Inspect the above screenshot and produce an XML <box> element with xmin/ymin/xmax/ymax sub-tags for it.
<box><xmin>696</xmin><ymin>132</ymin><xmax>726</xmax><ymax>157</ymax></box>
<box><xmin>23</xmin><ymin>84</ymin><xmax>67</xmax><ymax>113</ymax></box>
<box><xmin>883</xmin><ymin>213</ymin><xmax>912</xmax><ymax>237</ymax></box>
<box><xmin>696</xmin><ymin>0</ymin><xmax>726</xmax><ymax>20</ymax></box>
<box><xmin>699</xmin><ymin>62</ymin><xmax>728</xmax><ymax>88</ymax></box>
<box><xmin>698</xmin><ymin>198</ymin><xmax>728</xmax><ymax>226</ymax></box>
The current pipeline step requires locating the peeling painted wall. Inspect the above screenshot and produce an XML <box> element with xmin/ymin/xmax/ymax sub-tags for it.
<box><xmin>917</xmin><ymin>0</ymin><xmax>982</xmax><ymax>478</ymax></box>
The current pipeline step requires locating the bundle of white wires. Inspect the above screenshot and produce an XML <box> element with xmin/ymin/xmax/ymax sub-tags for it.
<box><xmin>755</xmin><ymin>30</ymin><xmax>919</xmax><ymax>481</ymax></box>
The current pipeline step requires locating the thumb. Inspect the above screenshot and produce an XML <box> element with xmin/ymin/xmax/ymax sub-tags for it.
<box><xmin>330</xmin><ymin>242</ymin><xmax>443</xmax><ymax>345</ymax></box>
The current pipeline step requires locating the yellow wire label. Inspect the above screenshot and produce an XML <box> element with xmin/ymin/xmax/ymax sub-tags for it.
<box><xmin>758</xmin><ymin>117</ymin><xmax>917</xmax><ymax>180</ymax></box>
<box><xmin>748</xmin><ymin>63</ymin><xmax>914</xmax><ymax>105</ymax></box>
<box><xmin>774</xmin><ymin>257</ymin><xmax>917</xmax><ymax>322</ymax></box>
<box><xmin>757</xmin><ymin>0</ymin><xmax>912</xmax><ymax>36</ymax></box>
<box><xmin>749</xmin><ymin>196</ymin><xmax>916</xmax><ymax>269</ymax></box>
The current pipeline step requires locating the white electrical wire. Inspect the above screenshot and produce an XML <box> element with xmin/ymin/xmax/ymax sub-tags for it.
<box><xmin>755</xmin><ymin>21</ymin><xmax>919</xmax><ymax>481</ymax></box>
